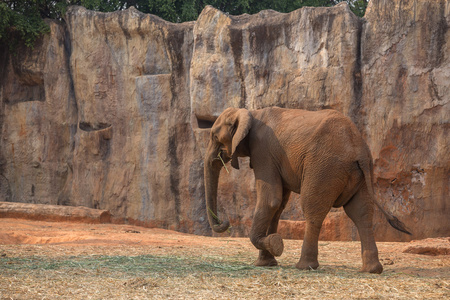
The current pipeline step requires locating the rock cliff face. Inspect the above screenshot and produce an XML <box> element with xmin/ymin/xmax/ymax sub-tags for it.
<box><xmin>0</xmin><ymin>0</ymin><xmax>448</xmax><ymax>241</ymax></box>
<box><xmin>0</xmin><ymin>20</ymin><xmax>77</xmax><ymax>208</ymax></box>
<box><xmin>360</xmin><ymin>0</ymin><xmax>450</xmax><ymax>240</ymax></box>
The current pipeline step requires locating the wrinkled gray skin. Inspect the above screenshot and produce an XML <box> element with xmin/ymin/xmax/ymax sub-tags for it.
<box><xmin>204</xmin><ymin>107</ymin><xmax>411</xmax><ymax>274</ymax></box>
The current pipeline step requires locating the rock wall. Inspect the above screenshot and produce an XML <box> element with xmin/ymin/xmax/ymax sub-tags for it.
<box><xmin>0</xmin><ymin>20</ymin><xmax>77</xmax><ymax>207</ymax></box>
<box><xmin>0</xmin><ymin>0</ymin><xmax>448</xmax><ymax>241</ymax></box>
<box><xmin>360</xmin><ymin>0</ymin><xmax>450</xmax><ymax>239</ymax></box>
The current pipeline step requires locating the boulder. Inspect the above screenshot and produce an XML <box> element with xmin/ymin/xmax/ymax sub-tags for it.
<box><xmin>403</xmin><ymin>238</ymin><xmax>450</xmax><ymax>256</ymax></box>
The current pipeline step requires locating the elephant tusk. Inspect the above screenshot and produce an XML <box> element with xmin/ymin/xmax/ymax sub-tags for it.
<box><xmin>217</xmin><ymin>151</ymin><xmax>229</xmax><ymax>174</ymax></box>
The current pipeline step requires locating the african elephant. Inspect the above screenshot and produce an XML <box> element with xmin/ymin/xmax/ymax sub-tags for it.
<box><xmin>204</xmin><ymin>107</ymin><xmax>411</xmax><ymax>274</ymax></box>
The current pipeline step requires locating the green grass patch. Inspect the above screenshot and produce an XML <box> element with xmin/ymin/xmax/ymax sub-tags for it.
<box><xmin>0</xmin><ymin>254</ymin><xmax>275</xmax><ymax>278</ymax></box>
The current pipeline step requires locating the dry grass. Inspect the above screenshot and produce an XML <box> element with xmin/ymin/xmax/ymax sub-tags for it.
<box><xmin>0</xmin><ymin>219</ymin><xmax>449</xmax><ymax>299</ymax></box>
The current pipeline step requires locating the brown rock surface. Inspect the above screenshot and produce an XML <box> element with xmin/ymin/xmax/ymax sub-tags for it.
<box><xmin>360</xmin><ymin>0</ymin><xmax>450</xmax><ymax>241</ymax></box>
<box><xmin>191</xmin><ymin>3</ymin><xmax>361</xmax><ymax>116</ymax></box>
<box><xmin>0</xmin><ymin>20</ymin><xmax>77</xmax><ymax>205</ymax></box>
<box><xmin>402</xmin><ymin>238</ymin><xmax>450</xmax><ymax>256</ymax></box>
<box><xmin>0</xmin><ymin>1</ymin><xmax>448</xmax><ymax>241</ymax></box>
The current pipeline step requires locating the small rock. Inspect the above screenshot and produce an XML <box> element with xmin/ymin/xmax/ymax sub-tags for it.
<box><xmin>403</xmin><ymin>238</ymin><xmax>450</xmax><ymax>256</ymax></box>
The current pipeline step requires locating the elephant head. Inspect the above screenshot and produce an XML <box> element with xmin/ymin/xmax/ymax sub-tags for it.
<box><xmin>204</xmin><ymin>108</ymin><xmax>253</xmax><ymax>233</ymax></box>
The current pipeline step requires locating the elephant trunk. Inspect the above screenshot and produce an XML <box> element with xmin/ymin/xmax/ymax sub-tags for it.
<box><xmin>204</xmin><ymin>151</ymin><xmax>230</xmax><ymax>233</ymax></box>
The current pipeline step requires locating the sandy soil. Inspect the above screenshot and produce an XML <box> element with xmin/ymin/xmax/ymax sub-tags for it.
<box><xmin>0</xmin><ymin>218</ymin><xmax>449</xmax><ymax>299</ymax></box>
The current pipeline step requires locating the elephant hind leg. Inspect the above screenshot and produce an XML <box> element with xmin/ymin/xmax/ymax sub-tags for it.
<box><xmin>344</xmin><ymin>185</ymin><xmax>383</xmax><ymax>274</ymax></box>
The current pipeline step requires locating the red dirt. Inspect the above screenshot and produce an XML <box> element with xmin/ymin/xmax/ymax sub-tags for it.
<box><xmin>0</xmin><ymin>218</ymin><xmax>449</xmax><ymax>278</ymax></box>
<box><xmin>0</xmin><ymin>218</ymin><xmax>208</xmax><ymax>247</ymax></box>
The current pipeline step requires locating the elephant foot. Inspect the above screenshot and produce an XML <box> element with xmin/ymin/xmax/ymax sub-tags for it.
<box><xmin>361</xmin><ymin>261</ymin><xmax>383</xmax><ymax>274</ymax></box>
<box><xmin>254</xmin><ymin>250</ymin><xmax>278</xmax><ymax>267</ymax></box>
<box><xmin>295</xmin><ymin>259</ymin><xmax>319</xmax><ymax>271</ymax></box>
<box><xmin>254</xmin><ymin>257</ymin><xmax>278</xmax><ymax>267</ymax></box>
<box><xmin>262</xmin><ymin>233</ymin><xmax>284</xmax><ymax>257</ymax></box>
<box><xmin>360</xmin><ymin>251</ymin><xmax>383</xmax><ymax>274</ymax></box>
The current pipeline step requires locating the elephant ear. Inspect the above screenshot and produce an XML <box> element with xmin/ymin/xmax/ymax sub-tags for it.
<box><xmin>230</xmin><ymin>109</ymin><xmax>252</xmax><ymax>169</ymax></box>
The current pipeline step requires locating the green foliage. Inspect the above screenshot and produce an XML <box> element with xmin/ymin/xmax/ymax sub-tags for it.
<box><xmin>147</xmin><ymin>0</ymin><xmax>178</xmax><ymax>22</ymax></box>
<box><xmin>78</xmin><ymin>0</ymin><xmax>126</xmax><ymax>12</ymax></box>
<box><xmin>0</xmin><ymin>0</ymin><xmax>369</xmax><ymax>49</ymax></box>
<box><xmin>347</xmin><ymin>0</ymin><xmax>368</xmax><ymax>17</ymax></box>
<box><xmin>0</xmin><ymin>1</ymin><xmax>51</xmax><ymax>49</ymax></box>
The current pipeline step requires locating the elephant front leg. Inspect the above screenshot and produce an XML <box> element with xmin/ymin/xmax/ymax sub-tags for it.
<box><xmin>296</xmin><ymin>220</ymin><xmax>322</xmax><ymax>270</ymax></box>
<box><xmin>296</xmin><ymin>188</ymin><xmax>333</xmax><ymax>270</ymax></box>
<box><xmin>254</xmin><ymin>188</ymin><xmax>291</xmax><ymax>267</ymax></box>
<box><xmin>254</xmin><ymin>250</ymin><xmax>278</xmax><ymax>267</ymax></box>
<box><xmin>250</xmin><ymin>178</ymin><xmax>285</xmax><ymax>263</ymax></box>
<box><xmin>251</xmin><ymin>233</ymin><xmax>284</xmax><ymax>257</ymax></box>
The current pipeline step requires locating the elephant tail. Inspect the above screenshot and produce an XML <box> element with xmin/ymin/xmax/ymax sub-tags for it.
<box><xmin>357</xmin><ymin>159</ymin><xmax>412</xmax><ymax>236</ymax></box>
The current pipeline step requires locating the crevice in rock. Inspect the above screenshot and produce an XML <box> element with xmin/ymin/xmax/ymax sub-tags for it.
<box><xmin>351</xmin><ymin>16</ymin><xmax>364</xmax><ymax>127</ymax></box>
<box><xmin>3</xmin><ymin>84</ymin><xmax>45</xmax><ymax>105</ymax></box>
<box><xmin>168</xmin><ymin>129</ymin><xmax>181</xmax><ymax>227</ymax></box>
<box><xmin>194</xmin><ymin>115</ymin><xmax>216</xmax><ymax>129</ymax></box>
<box><xmin>229</xmin><ymin>27</ymin><xmax>246</xmax><ymax>108</ymax></box>
<box><xmin>0</xmin><ymin>175</ymin><xmax>12</xmax><ymax>202</ymax></box>
<box><xmin>79</xmin><ymin>122</ymin><xmax>111</xmax><ymax>132</ymax></box>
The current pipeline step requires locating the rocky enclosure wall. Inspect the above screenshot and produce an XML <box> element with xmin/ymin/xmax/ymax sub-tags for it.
<box><xmin>0</xmin><ymin>0</ymin><xmax>448</xmax><ymax>241</ymax></box>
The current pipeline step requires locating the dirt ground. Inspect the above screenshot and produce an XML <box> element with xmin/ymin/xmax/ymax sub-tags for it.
<box><xmin>0</xmin><ymin>218</ymin><xmax>449</xmax><ymax>299</ymax></box>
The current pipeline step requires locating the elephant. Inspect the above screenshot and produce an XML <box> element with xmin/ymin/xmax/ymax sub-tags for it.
<box><xmin>204</xmin><ymin>106</ymin><xmax>411</xmax><ymax>274</ymax></box>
